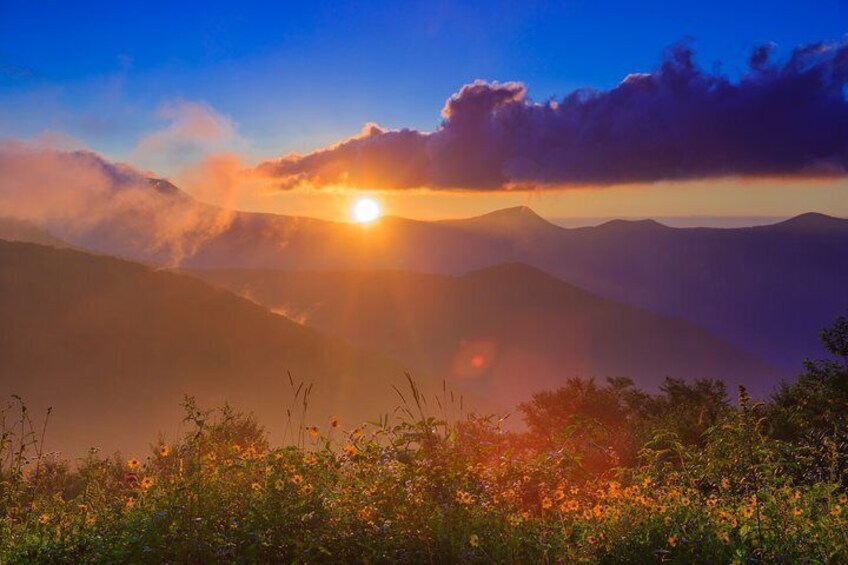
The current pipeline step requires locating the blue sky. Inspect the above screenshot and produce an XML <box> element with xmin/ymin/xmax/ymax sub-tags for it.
<box><xmin>2</xmin><ymin>0</ymin><xmax>847</xmax><ymax>161</ymax></box>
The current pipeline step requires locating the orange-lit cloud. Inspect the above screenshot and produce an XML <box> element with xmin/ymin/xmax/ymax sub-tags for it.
<box><xmin>255</xmin><ymin>39</ymin><xmax>848</xmax><ymax>192</ymax></box>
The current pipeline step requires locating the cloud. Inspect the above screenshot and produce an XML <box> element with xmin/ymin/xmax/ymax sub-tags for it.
<box><xmin>133</xmin><ymin>99</ymin><xmax>245</xmax><ymax>174</ymax></box>
<box><xmin>0</xmin><ymin>142</ymin><xmax>235</xmax><ymax>265</ymax></box>
<box><xmin>256</xmin><ymin>39</ymin><xmax>848</xmax><ymax>191</ymax></box>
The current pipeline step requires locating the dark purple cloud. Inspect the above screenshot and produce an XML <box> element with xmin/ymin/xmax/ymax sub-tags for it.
<box><xmin>257</xmin><ymin>39</ymin><xmax>848</xmax><ymax>190</ymax></box>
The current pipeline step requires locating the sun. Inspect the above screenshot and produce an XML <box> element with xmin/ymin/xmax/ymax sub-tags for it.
<box><xmin>351</xmin><ymin>197</ymin><xmax>381</xmax><ymax>223</ymax></box>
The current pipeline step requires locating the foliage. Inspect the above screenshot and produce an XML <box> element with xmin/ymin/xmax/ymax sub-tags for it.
<box><xmin>2</xmin><ymin>316</ymin><xmax>848</xmax><ymax>563</ymax></box>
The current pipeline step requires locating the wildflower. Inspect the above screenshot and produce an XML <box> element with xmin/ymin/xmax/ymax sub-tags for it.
<box><xmin>840</xmin><ymin>494</ymin><xmax>848</xmax><ymax>505</ymax></box>
<box><xmin>38</xmin><ymin>514</ymin><xmax>49</xmax><ymax>524</ymax></box>
<box><xmin>831</xmin><ymin>504</ymin><xmax>842</xmax><ymax>517</ymax></box>
<box><xmin>251</xmin><ymin>482</ymin><xmax>262</xmax><ymax>491</ymax></box>
<box><xmin>275</xmin><ymin>479</ymin><xmax>285</xmax><ymax>491</ymax></box>
<box><xmin>158</xmin><ymin>444</ymin><xmax>170</xmax><ymax>457</ymax></box>
<box><xmin>561</xmin><ymin>499</ymin><xmax>579</xmax><ymax>513</ymax></box>
<box><xmin>343</xmin><ymin>444</ymin><xmax>358</xmax><ymax>457</ymax></box>
<box><xmin>642</xmin><ymin>477</ymin><xmax>653</xmax><ymax>488</ymax></box>
<box><xmin>541</xmin><ymin>497</ymin><xmax>553</xmax><ymax>510</ymax></box>
<box><xmin>707</xmin><ymin>496</ymin><xmax>718</xmax><ymax>507</ymax></box>
<box><xmin>508</xmin><ymin>514</ymin><xmax>523</xmax><ymax>526</ymax></box>
<box><xmin>793</xmin><ymin>506</ymin><xmax>803</xmax><ymax>517</ymax></box>
<box><xmin>307</xmin><ymin>426</ymin><xmax>319</xmax><ymax>439</ymax></box>
<box><xmin>291</xmin><ymin>474</ymin><xmax>304</xmax><ymax>485</ymax></box>
<box><xmin>126</xmin><ymin>496</ymin><xmax>136</xmax><ymax>508</ymax></box>
<box><xmin>140</xmin><ymin>477</ymin><xmax>154</xmax><ymax>490</ymax></box>
<box><xmin>127</xmin><ymin>458</ymin><xmax>140</xmax><ymax>470</ymax></box>
<box><xmin>586</xmin><ymin>535</ymin><xmax>598</xmax><ymax>545</ymax></box>
<box><xmin>469</xmin><ymin>534</ymin><xmax>480</xmax><ymax>548</ymax></box>
<box><xmin>720</xmin><ymin>478</ymin><xmax>730</xmax><ymax>490</ymax></box>
<box><xmin>456</xmin><ymin>490</ymin><xmax>474</xmax><ymax>505</ymax></box>
<box><xmin>232</xmin><ymin>444</ymin><xmax>242</xmax><ymax>453</ymax></box>
<box><xmin>301</xmin><ymin>483</ymin><xmax>314</xmax><ymax>495</ymax></box>
<box><xmin>303</xmin><ymin>453</ymin><xmax>318</xmax><ymax>465</ymax></box>
<box><xmin>717</xmin><ymin>531</ymin><xmax>730</xmax><ymax>543</ymax></box>
<box><xmin>667</xmin><ymin>535</ymin><xmax>677</xmax><ymax>547</ymax></box>
<box><xmin>741</xmin><ymin>506</ymin><xmax>755</xmax><ymax>518</ymax></box>
<box><xmin>680</xmin><ymin>497</ymin><xmax>691</xmax><ymax>507</ymax></box>
<box><xmin>793</xmin><ymin>490</ymin><xmax>801</xmax><ymax>501</ymax></box>
<box><xmin>554</xmin><ymin>488</ymin><xmax>566</xmax><ymax>501</ymax></box>
<box><xmin>330</xmin><ymin>416</ymin><xmax>340</xmax><ymax>428</ymax></box>
<box><xmin>352</xmin><ymin>427</ymin><xmax>365</xmax><ymax>440</ymax></box>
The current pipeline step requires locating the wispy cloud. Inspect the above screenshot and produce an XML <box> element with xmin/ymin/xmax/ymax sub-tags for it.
<box><xmin>132</xmin><ymin>99</ymin><xmax>247</xmax><ymax>175</ymax></box>
<box><xmin>0</xmin><ymin>141</ymin><xmax>236</xmax><ymax>265</ymax></box>
<box><xmin>256</xmin><ymin>39</ymin><xmax>848</xmax><ymax>191</ymax></box>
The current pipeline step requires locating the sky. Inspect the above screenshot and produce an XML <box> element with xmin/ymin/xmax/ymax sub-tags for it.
<box><xmin>1</xmin><ymin>0</ymin><xmax>847</xmax><ymax>222</ymax></box>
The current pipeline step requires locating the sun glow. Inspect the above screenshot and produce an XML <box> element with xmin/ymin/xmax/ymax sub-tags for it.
<box><xmin>351</xmin><ymin>197</ymin><xmax>381</xmax><ymax>223</ymax></box>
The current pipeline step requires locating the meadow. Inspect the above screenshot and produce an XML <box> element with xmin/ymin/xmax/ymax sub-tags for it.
<box><xmin>1</xmin><ymin>316</ymin><xmax>847</xmax><ymax>564</ymax></box>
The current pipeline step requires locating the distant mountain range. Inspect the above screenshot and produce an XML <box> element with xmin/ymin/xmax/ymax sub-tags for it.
<box><xmin>5</xmin><ymin>176</ymin><xmax>847</xmax><ymax>379</ymax></box>
<box><xmin>21</xmin><ymin>175</ymin><xmax>843</xmax><ymax>371</ymax></box>
<box><xmin>191</xmin><ymin>264</ymin><xmax>782</xmax><ymax>399</ymax></box>
<box><xmin>0</xmin><ymin>241</ymin><xmax>488</xmax><ymax>456</ymax></box>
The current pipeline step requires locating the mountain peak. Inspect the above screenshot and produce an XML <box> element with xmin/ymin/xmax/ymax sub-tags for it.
<box><xmin>480</xmin><ymin>205</ymin><xmax>544</xmax><ymax>220</ymax></box>
<box><xmin>771</xmin><ymin>212</ymin><xmax>847</xmax><ymax>232</ymax></box>
<box><xmin>458</xmin><ymin>206</ymin><xmax>558</xmax><ymax>231</ymax></box>
<box><xmin>148</xmin><ymin>178</ymin><xmax>182</xmax><ymax>196</ymax></box>
<box><xmin>595</xmin><ymin>218</ymin><xmax>667</xmax><ymax>231</ymax></box>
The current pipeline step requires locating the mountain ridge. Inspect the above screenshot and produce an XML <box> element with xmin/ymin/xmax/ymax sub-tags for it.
<box><xmin>190</xmin><ymin>263</ymin><xmax>784</xmax><ymax>402</ymax></box>
<box><xmin>0</xmin><ymin>240</ymin><xmax>495</xmax><ymax>456</ymax></box>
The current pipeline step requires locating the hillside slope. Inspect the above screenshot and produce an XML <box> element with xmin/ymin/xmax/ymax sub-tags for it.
<box><xmin>191</xmin><ymin>264</ymin><xmax>782</xmax><ymax>400</ymax></box>
<box><xmin>0</xmin><ymin>242</ymin><xmax>485</xmax><ymax>456</ymax></box>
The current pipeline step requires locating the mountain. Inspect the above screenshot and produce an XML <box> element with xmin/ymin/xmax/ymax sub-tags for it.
<box><xmin>0</xmin><ymin>241</ymin><xmax>490</xmax><ymax>457</ymax></box>
<box><xmin>183</xmin><ymin>206</ymin><xmax>848</xmax><ymax>370</ymax></box>
<box><xmin>0</xmin><ymin>217</ymin><xmax>68</xmax><ymax>247</ymax></box>
<box><xmin>190</xmin><ymin>264</ymin><xmax>782</xmax><ymax>400</ymax></box>
<box><xmin>30</xmin><ymin>172</ymin><xmax>848</xmax><ymax>370</ymax></box>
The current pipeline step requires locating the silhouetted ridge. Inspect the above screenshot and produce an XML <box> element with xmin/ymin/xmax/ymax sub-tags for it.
<box><xmin>594</xmin><ymin>218</ymin><xmax>668</xmax><ymax>231</ymax></box>
<box><xmin>769</xmin><ymin>212</ymin><xmax>848</xmax><ymax>232</ymax></box>
<box><xmin>464</xmin><ymin>262</ymin><xmax>562</xmax><ymax>284</ymax></box>
<box><xmin>455</xmin><ymin>206</ymin><xmax>558</xmax><ymax>231</ymax></box>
